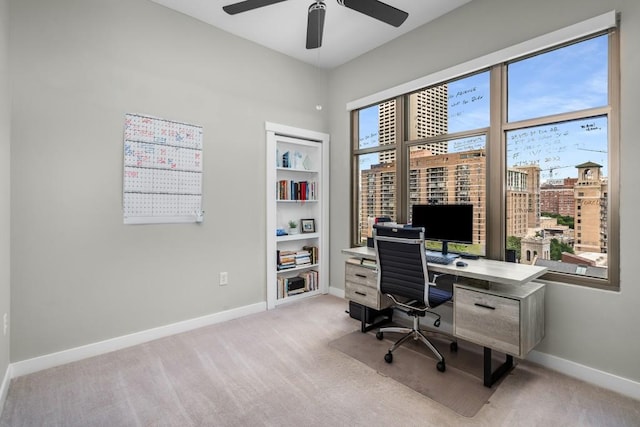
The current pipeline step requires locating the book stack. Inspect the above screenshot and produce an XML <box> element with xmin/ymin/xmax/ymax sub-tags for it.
<box><xmin>302</xmin><ymin>245</ymin><xmax>318</xmax><ymax>264</ymax></box>
<box><xmin>298</xmin><ymin>270</ymin><xmax>319</xmax><ymax>292</ymax></box>
<box><xmin>294</xmin><ymin>250</ymin><xmax>311</xmax><ymax>267</ymax></box>
<box><xmin>276</xmin><ymin>270</ymin><xmax>319</xmax><ymax>299</ymax></box>
<box><xmin>276</xmin><ymin>180</ymin><xmax>317</xmax><ymax>201</ymax></box>
<box><xmin>276</xmin><ymin>250</ymin><xmax>296</xmax><ymax>270</ymax></box>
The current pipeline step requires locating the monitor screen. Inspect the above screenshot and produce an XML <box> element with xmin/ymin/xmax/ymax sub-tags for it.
<box><xmin>411</xmin><ymin>204</ymin><xmax>473</xmax><ymax>246</ymax></box>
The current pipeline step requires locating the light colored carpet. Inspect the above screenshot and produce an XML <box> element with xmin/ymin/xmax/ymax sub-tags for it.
<box><xmin>1</xmin><ymin>295</ymin><xmax>639</xmax><ymax>426</ymax></box>
<box><xmin>330</xmin><ymin>328</ymin><xmax>503</xmax><ymax>417</ymax></box>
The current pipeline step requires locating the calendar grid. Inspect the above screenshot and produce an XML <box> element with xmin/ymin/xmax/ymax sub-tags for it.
<box><xmin>123</xmin><ymin>113</ymin><xmax>203</xmax><ymax>224</ymax></box>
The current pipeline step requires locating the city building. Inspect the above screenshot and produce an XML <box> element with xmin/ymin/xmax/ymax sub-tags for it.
<box><xmin>540</xmin><ymin>177</ymin><xmax>578</xmax><ymax>216</ymax></box>
<box><xmin>574</xmin><ymin>161</ymin><xmax>608</xmax><ymax>253</ymax></box>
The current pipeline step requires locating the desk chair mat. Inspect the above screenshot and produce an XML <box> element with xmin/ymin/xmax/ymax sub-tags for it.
<box><xmin>329</xmin><ymin>328</ymin><xmax>512</xmax><ymax>418</ymax></box>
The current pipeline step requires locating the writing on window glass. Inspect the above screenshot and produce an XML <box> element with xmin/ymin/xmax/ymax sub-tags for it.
<box><xmin>507</xmin><ymin>118</ymin><xmax>608</xmax><ymax>181</ymax></box>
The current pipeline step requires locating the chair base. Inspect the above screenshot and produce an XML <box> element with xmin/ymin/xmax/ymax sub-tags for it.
<box><xmin>376</xmin><ymin>315</ymin><xmax>455</xmax><ymax>372</ymax></box>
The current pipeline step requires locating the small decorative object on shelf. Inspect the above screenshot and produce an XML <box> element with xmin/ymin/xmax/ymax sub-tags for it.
<box><xmin>288</xmin><ymin>220</ymin><xmax>299</xmax><ymax>235</ymax></box>
<box><xmin>301</xmin><ymin>218</ymin><xmax>315</xmax><ymax>233</ymax></box>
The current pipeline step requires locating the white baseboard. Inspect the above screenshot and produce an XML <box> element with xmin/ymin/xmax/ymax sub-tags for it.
<box><xmin>526</xmin><ymin>350</ymin><xmax>640</xmax><ymax>401</ymax></box>
<box><xmin>1</xmin><ymin>363</ymin><xmax>11</xmax><ymax>414</ymax></box>
<box><xmin>328</xmin><ymin>286</ymin><xmax>345</xmax><ymax>299</ymax></box>
<box><xmin>10</xmin><ymin>302</ymin><xmax>266</xmax><ymax>378</ymax></box>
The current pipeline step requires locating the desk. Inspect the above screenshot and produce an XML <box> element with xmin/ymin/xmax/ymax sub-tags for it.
<box><xmin>341</xmin><ymin>246</ymin><xmax>547</xmax><ymax>285</ymax></box>
<box><xmin>341</xmin><ymin>246</ymin><xmax>547</xmax><ymax>387</ymax></box>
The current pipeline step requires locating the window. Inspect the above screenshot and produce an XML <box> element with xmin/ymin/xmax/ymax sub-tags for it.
<box><xmin>351</xmin><ymin>29</ymin><xmax>619</xmax><ymax>290</ymax></box>
<box><xmin>505</xmin><ymin>34</ymin><xmax>616</xmax><ymax>287</ymax></box>
<box><xmin>353</xmin><ymin>101</ymin><xmax>398</xmax><ymax>244</ymax></box>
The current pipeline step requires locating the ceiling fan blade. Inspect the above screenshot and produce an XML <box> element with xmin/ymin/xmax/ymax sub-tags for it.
<box><xmin>306</xmin><ymin>2</ymin><xmax>326</xmax><ymax>49</ymax></box>
<box><xmin>223</xmin><ymin>0</ymin><xmax>287</xmax><ymax>15</ymax></box>
<box><xmin>340</xmin><ymin>0</ymin><xmax>408</xmax><ymax>27</ymax></box>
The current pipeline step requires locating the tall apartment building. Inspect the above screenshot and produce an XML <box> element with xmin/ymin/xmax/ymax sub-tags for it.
<box><xmin>377</xmin><ymin>86</ymin><xmax>449</xmax><ymax>164</ymax></box>
<box><xmin>517</xmin><ymin>165</ymin><xmax>541</xmax><ymax>229</ymax></box>
<box><xmin>540</xmin><ymin>177</ymin><xmax>578</xmax><ymax>216</ymax></box>
<box><xmin>574</xmin><ymin>161</ymin><xmax>608</xmax><ymax>253</ymax></box>
<box><xmin>359</xmin><ymin>87</ymin><xmax>450</xmax><ymax>239</ymax></box>
<box><xmin>408</xmin><ymin>148</ymin><xmax>486</xmax><ymax>245</ymax></box>
<box><xmin>506</xmin><ymin>168</ymin><xmax>531</xmax><ymax>238</ymax></box>
<box><xmin>359</xmin><ymin>161</ymin><xmax>396</xmax><ymax>230</ymax></box>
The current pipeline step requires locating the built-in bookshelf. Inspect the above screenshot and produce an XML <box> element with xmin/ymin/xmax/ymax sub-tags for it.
<box><xmin>266</xmin><ymin>122</ymin><xmax>329</xmax><ymax>309</ymax></box>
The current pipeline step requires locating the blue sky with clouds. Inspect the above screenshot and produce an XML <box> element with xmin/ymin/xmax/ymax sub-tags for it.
<box><xmin>358</xmin><ymin>34</ymin><xmax>609</xmax><ymax>181</ymax></box>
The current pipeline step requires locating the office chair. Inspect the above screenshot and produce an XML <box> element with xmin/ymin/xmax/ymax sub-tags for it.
<box><xmin>373</xmin><ymin>225</ymin><xmax>457</xmax><ymax>372</ymax></box>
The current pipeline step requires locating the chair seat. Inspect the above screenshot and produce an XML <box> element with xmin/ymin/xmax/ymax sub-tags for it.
<box><xmin>429</xmin><ymin>286</ymin><xmax>452</xmax><ymax>308</ymax></box>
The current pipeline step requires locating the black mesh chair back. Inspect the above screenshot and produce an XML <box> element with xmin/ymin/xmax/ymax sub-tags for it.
<box><xmin>374</xmin><ymin>225</ymin><xmax>429</xmax><ymax>304</ymax></box>
<box><xmin>374</xmin><ymin>225</ymin><xmax>452</xmax><ymax>308</ymax></box>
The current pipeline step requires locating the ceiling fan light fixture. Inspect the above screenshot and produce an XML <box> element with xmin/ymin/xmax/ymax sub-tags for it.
<box><xmin>223</xmin><ymin>0</ymin><xmax>409</xmax><ymax>52</ymax></box>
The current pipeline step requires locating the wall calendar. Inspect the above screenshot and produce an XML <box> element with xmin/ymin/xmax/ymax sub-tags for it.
<box><xmin>123</xmin><ymin>113</ymin><xmax>203</xmax><ymax>224</ymax></box>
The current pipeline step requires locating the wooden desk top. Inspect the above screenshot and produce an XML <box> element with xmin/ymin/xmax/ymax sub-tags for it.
<box><xmin>341</xmin><ymin>247</ymin><xmax>547</xmax><ymax>287</ymax></box>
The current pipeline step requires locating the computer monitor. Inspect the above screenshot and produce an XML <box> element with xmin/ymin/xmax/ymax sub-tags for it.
<box><xmin>411</xmin><ymin>204</ymin><xmax>473</xmax><ymax>256</ymax></box>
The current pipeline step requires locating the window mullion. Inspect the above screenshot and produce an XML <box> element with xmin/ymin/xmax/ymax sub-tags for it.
<box><xmin>396</xmin><ymin>96</ymin><xmax>407</xmax><ymax>223</ymax></box>
<box><xmin>486</xmin><ymin>64</ymin><xmax>505</xmax><ymax>260</ymax></box>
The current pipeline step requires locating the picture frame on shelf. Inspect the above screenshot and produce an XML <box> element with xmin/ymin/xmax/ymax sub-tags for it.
<box><xmin>301</xmin><ymin>218</ymin><xmax>315</xmax><ymax>233</ymax></box>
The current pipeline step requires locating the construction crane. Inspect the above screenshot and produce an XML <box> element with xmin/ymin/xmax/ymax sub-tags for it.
<box><xmin>577</xmin><ymin>148</ymin><xmax>607</xmax><ymax>153</ymax></box>
<box><xmin>540</xmin><ymin>165</ymin><xmax>574</xmax><ymax>179</ymax></box>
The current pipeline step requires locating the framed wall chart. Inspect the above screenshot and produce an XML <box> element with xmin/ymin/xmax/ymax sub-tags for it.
<box><xmin>122</xmin><ymin>113</ymin><xmax>203</xmax><ymax>224</ymax></box>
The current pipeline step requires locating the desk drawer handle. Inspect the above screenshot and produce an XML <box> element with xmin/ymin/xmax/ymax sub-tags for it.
<box><xmin>354</xmin><ymin>291</ymin><xmax>367</xmax><ymax>296</ymax></box>
<box><xmin>355</xmin><ymin>273</ymin><xmax>367</xmax><ymax>278</ymax></box>
<box><xmin>474</xmin><ymin>303</ymin><xmax>495</xmax><ymax>310</ymax></box>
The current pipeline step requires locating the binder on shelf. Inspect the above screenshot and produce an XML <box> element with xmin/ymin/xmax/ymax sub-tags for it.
<box><xmin>287</xmin><ymin>276</ymin><xmax>305</xmax><ymax>292</ymax></box>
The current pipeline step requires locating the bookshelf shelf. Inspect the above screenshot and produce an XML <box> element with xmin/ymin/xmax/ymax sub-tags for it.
<box><xmin>276</xmin><ymin>167</ymin><xmax>320</xmax><ymax>174</ymax></box>
<box><xmin>277</xmin><ymin>233</ymin><xmax>320</xmax><ymax>242</ymax></box>
<box><xmin>277</xmin><ymin>263</ymin><xmax>320</xmax><ymax>274</ymax></box>
<box><xmin>266</xmin><ymin>122</ymin><xmax>329</xmax><ymax>309</ymax></box>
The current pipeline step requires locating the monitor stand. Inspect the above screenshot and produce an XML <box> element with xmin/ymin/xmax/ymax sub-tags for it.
<box><xmin>441</xmin><ymin>241</ymin><xmax>459</xmax><ymax>260</ymax></box>
<box><xmin>425</xmin><ymin>241</ymin><xmax>459</xmax><ymax>261</ymax></box>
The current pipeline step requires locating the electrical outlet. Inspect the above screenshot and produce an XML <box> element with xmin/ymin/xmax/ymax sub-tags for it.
<box><xmin>219</xmin><ymin>272</ymin><xmax>229</xmax><ymax>286</ymax></box>
<box><xmin>3</xmin><ymin>313</ymin><xmax>7</xmax><ymax>336</ymax></box>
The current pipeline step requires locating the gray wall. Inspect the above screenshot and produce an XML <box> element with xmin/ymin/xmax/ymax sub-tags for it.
<box><xmin>1</xmin><ymin>0</ymin><xmax>10</xmax><ymax>381</ymax></box>
<box><xmin>328</xmin><ymin>0</ymin><xmax>640</xmax><ymax>383</ymax></box>
<box><xmin>9</xmin><ymin>0</ymin><xmax>328</xmax><ymax>361</ymax></box>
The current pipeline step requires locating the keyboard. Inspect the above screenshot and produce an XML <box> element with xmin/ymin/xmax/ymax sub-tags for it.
<box><xmin>425</xmin><ymin>251</ymin><xmax>458</xmax><ymax>265</ymax></box>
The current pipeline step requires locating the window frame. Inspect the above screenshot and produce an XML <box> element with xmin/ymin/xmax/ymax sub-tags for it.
<box><xmin>350</xmin><ymin>28</ymin><xmax>620</xmax><ymax>291</ymax></box>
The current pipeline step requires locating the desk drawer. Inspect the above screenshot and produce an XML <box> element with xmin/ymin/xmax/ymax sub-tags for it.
<box><xmin>454</xmin><ymin>287</ymin><xmax>520</xmax><ymax>356</ymax></box>
<box><xmin>345</xmin><ymin>281</ymin><xmax>379</xmax><ymax>308</ymax></box>
<box><xmin>345</xmin><ymin>263</ymin><xmax>377</xmax><ymax>289</ymax></box>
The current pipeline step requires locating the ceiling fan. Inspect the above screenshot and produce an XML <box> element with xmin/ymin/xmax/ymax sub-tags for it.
<box><xmin>222</xmin><ymin>0</ymin><xmax>409</xmax><ymax>49</ymax></box>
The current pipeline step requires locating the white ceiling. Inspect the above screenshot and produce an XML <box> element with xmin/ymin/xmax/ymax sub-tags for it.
<box><xmin>149</xmin><ymin>0</ymin><xmax>473</xmax><ymax>69</ymax></box>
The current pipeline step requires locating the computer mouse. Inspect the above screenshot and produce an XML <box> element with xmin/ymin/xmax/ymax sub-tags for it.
<box><xmin>456</xmin><ymin>261</ymin><xmax>467</xmax><ymax>267</ymax></box>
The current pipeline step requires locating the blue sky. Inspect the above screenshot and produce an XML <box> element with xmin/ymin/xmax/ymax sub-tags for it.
<box><xmin>358</xmin><ymin>34</ymin><xmax>609</xmax><ymax>182</ymax></box>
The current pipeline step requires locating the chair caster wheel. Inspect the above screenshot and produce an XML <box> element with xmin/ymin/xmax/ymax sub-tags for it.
<box><xmin>384</xmin><ymin>352</ymin><xmax>393</xmax><ymax>363</ymax></box>
<box><xmin>376</xmin><ymin>331</ymin><xmax>384</xmax><ymax>340</ymax></box>
<box><xmin>437</xmin><ymin>360</ymin><xmax>446</xmax><ymax>372</ymax></box>
<box><xmin>434</xmin><ymin>318</ymin><xmax>441</xmax><ymax>327</ymax></box>
<box><xmin>450</xmin><ymin>341</ymin><xmax>458</xmax><ymax>352</ymax></box>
